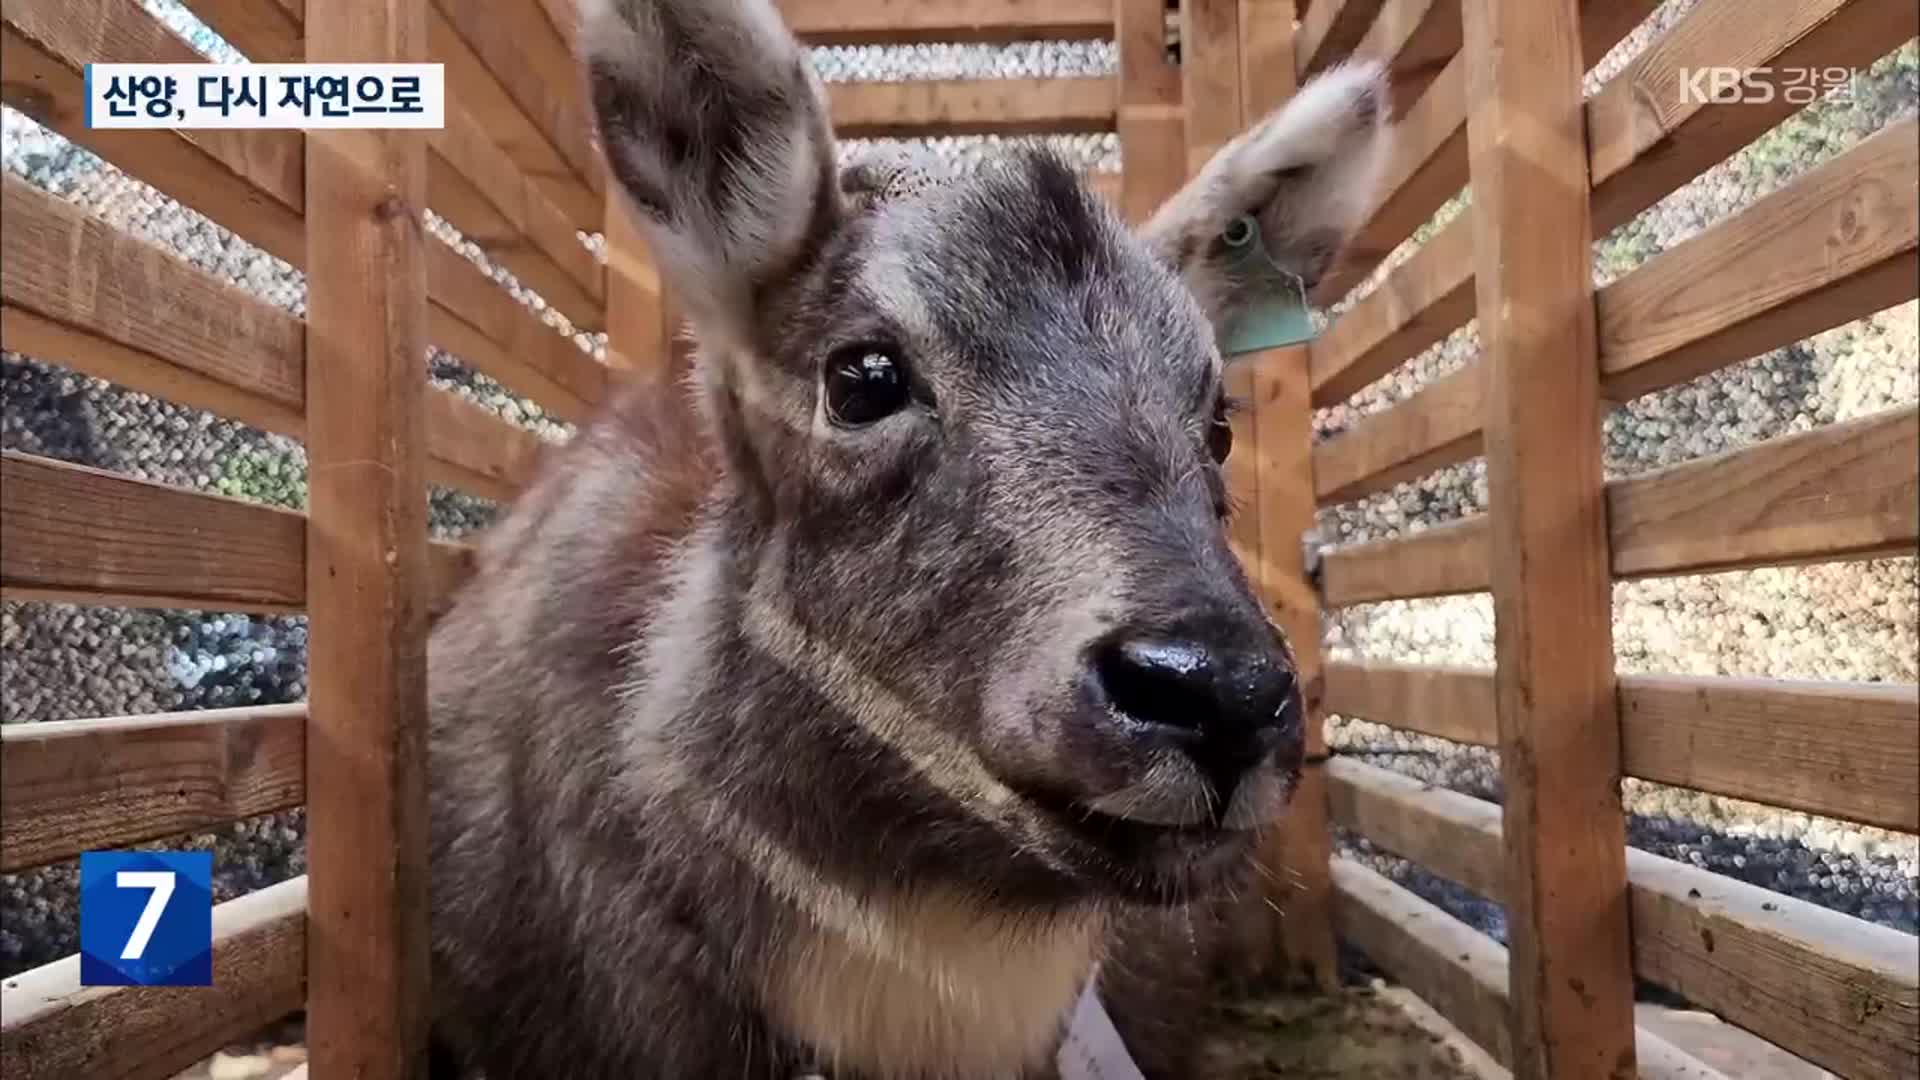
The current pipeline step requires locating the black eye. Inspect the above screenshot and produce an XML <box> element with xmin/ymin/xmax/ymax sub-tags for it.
<box><xmin>1208</xmin><ymin>400</ymin><xmax>1234</xmax><ymax>464</ymax></box>
<box><xmin>824</xmin><ymin>347</ymin><xmax>910</xmax><ymax>426</ymax></box>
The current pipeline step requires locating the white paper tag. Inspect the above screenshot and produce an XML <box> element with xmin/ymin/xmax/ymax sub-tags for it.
<box><xmin>1055</xmin><ymin>970</ymin><xmax>1146</xmax><ymax>1080</ymax></box>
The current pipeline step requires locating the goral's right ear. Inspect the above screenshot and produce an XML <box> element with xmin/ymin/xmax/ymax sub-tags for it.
<box><xmin>1135</xmin><ymin>61</ymin><xmax>1390</xmax><ymax>340</ymax></box>
<box><xmin>582</xmin><ymin>0</ymin><xmax>842</xmax><ymax>352</ymax></box>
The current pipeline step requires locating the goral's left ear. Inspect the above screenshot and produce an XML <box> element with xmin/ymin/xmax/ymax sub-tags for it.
<box><xmin>1136</xmin><ymin>60</ymin><xmax>1391</xmax><ymax>335</ymax></box>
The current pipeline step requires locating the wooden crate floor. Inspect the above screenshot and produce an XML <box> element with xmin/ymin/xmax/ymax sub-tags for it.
<box><xmin>1192</xmin><ymin>983</ymin><xmax>1491</xmax><ymax>1079</ymax></box>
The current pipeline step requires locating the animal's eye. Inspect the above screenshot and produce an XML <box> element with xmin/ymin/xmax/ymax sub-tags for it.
<box><xmin>1207</xmin><ymin>399</ymin><xmax>1234</xmax><ymax>464</ymax></box>
<box><xmin>824</xmin><ymin>346</ymin><xmax>910</xmax><ymax>427</ymax></box>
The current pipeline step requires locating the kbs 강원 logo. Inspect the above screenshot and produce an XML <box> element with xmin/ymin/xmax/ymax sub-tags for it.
<box><xmin>79</xmin><ymin>851</ymin><xmax>214</xmax><ymax>986</ymax></box>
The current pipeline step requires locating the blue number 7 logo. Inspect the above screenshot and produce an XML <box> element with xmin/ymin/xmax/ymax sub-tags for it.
<box><xmin>79</xmin><ymin>851</ymin><xmax>213</xmax><ymax>986</ymax></box>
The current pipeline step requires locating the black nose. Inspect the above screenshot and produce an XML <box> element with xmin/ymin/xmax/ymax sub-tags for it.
<box><xmin>1092</xmin><ymin>630</ymin><xmax>1301</xmax><ymax>796</ymax></box>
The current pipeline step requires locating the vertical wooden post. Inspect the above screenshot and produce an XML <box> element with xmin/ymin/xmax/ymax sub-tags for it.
<box><xmin>1117</xmin><ymin>0</ymin><xmax>1184</xmax><ymax>225</ymax></box>
<box><xmin>1238</xmin><ymin>0</ymin><xmax>1341</xmax><ymax>993</ymax></box>
<box><xmin>1463</xmin><ymin>0</ymin><xmax>1636</xmax><ymax>1076</ymax></box>
<box><xmin>304</xmin><ymin>0</ymin><xmax>431</xmax><ymax>1075</ymax></box>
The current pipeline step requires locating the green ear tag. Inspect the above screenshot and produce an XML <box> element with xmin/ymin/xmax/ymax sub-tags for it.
<box><xmin>1217</xmin><ymin>215</ymin><xmax>1316</xmax><ymax>357</ymax></box>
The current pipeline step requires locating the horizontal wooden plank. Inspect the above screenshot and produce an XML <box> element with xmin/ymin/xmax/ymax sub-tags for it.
<box><xmin>429</xmin><ymin>103</ymin><xmax>605</xmax><ymax>332</ymax></box>
<box><xmin>1599</xmin><ymin>116</ymin><xmax>1920</xmax><ymax>400</ymax></box>
<box><xmin>1308</xmin><ymin>0</ymin><xmax>1660</xmax><ymax>313</ymax></box>
<box><xmin>0</xmin><ymin>453</ymin><xmax>306</xmax><ymax>612</ymax></box>
<box><xmin>1308</xmin><ymin>216</ymin><xmax>1476</xmax><ymax>411</ymax></box>
<box><xmin>1331</xmin><ymin>858</ymin><xmax>1732</xmax><ymax>1078</ymax></box>
<box><xmin>0</xmin><ymin>451</ymin><xmax>480</xmax><ymax>616</ymax></box>
<box><xmin>183</xmin><ymin>0</ymin><xmax>303</xmax><ymax>63</ymax></box>
<box><xmin>1318</xmin><ymin>515</ymin><xmax>1488</xmax><ymax>607</ymax></box>
<box><xmin>1330</xmin><ymin>857</ymin><xmax>1512</xmax><ymax>1065</ymax></box>
<box><xmin>1609</xmin><ymin>406</ymin><xmax>1920</xmax><ymax>578</ymax></box>
<box><xmin>425</xmin><ymin>243</ymin><xmax>604</xmax><ymax>424</ymax></box>
<box><xmin>1295</xmin><ymin>0</ymin><xmax>1385</xmax><ymax>78</ymax></box>
<box><xmin>1</xmin><ymin>175</ymin><xmax>305</xmax><ymax>418</ymax></box>
<box><xmin>1328</xmin><ymin>759</ymin><xmax>1920</xmax><ymax>1079</ymax></box>
<box><xmin>0</xmin><ymin>13</ymin><xmax>304</xmax><ymax>266</ymax></box>
<box><xmin>1308</xmin><ymin>0</ymin><xmax>1910</xmax><ymax>415</ymax></box>
<box><xmin>0</xmin><ymin>706</ymin><xmax>305</xmax><ymax>874</ymax></box>
<box><xmin>2</xmin><ymin>176</ymin><xmax>554</xmax><ymax>497</ymax></box>
<box><xmin>1586</xmin><ymin>0</ymin><xmax>1917</xmax><ymax>233</ymax></box>
<box><xmin>779</xmin><ymin>0</ymin><xmax>1113</xmax><ymax>43</ymax></box>
<box><xmin>1312</xmin><ymin>362</ymin><xmax>1479</xmax><ymax>505</ymax></box>
<box><xmin>431</xmin><ymin>0</ymin><xmax>603</xmax><ymax>225</ymax></box>
<box><xmin>1350</xmin><ymin>0</ymin><xmax>1460</xmax><ymax>111</ymax></box>
<box><xmin>1322</xmin><ymin>660</ymin><xmax>1496</xmax><ymax>745</ymax></box>
<box><xmin>1620</xmin><ymin>675</ymin><xmax>1920</xmax><ymax>834</ymax></box>
<box><xmin>1</xmin><ymin>0</ymin><xmax>613</xmax><ymax>405</ymax></box>
<box><xmin>0</xmin><ymin>877</ymin><xmax>306</xmax><ymax>1080</ymax></box>
<box><xmin>1626</xmin><ymin>847</ymin><xmax>1920</xmax><ymax>1080</ymax></box>
<box><xmin>424</xmin><ymin>390</ymin><xmax>547</xmax><ymax>503</ymax></box>
<box><xmin>1323</xmin><ymin>660</ymin><xmax>1920</xmax><ymax>832</ymax></box>
<box><xmin>828</xmin><ymin>77</ymin><xmax>1117</xmax><ymax>137</ymax></box>
<box><xmin>1318</xmin><ymin>405</ymin><xmax>1918</xmax><ymax>601</ymax></box>
<box><xmin>1327</xmin><ymin>759</ymin><xmax>1504</xmax><ymax>897</ymax></box>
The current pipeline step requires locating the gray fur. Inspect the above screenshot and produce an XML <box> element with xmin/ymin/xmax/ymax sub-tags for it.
<box><xmin>429</xmin><ymin>3</ymin><xmax>1391</xmax><ymax>1077</ymax></box>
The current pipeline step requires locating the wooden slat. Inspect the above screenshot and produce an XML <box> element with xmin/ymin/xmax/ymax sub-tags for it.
<box><xmin>1599</xmin><ymin>116</ymin><xmax>1920</xmax><ymax>401</ymax></box>
<box><xmin>302</xmin><ymin>2</ymin><xmax>433</xmax><ymax>1075</ymax></box>
<box><xmin>0</xmin><ymin>453</ymin><xmax>305</xmax><ymax>612</ymax></box>
<box><xmin>0</xmin><ymin>878</ymin><xmax>307</xmax><ymax>1080</ymax></box>
<box><xmin>1312</xmin><ymin>362</ymin><xmax>1478</xmax><ymax>505</ymax></box>
<box><xmin>1330</xmin><ymin>857</ymin><xmax>1734</xmax><ymax>1078</ymax></box>
<box><xmin>425</xmin><ymin>242</ymin><xmax>604</xmax><ymax>424</ymax></box>
<box><xmin>0</xmin><ymin>0</ymin><xmax>613</xmax><ymax>412</ymax></box>
<box><xmin>1317</xmin><ymin>515</ymin><xmax>1488</xmax><ymax>607</ymax></box>
<box><xmin>429</xmin><ymin>103</ymin><xmax>605</xmax><ymax>332</ymax></box>
<box><xmin>1620</xmin><ymin>676</ymin><xmax>1920</xmax><ymax>834</ymax></box>
<box><xmin>185</xmin><ymin>0</ymin><xmax>303</xmax><ymax>62</ymax></box>
<box><xmin>1609</xmin><ymin>406</ymin><xmax>1920</xmax><ymax>577</ymax></box>
<box><xmin>1327</xmin><ymin>758</ymin><xmax>1504</xmax><ymax>896</ymax></box>
<box><xmin>428</xmin><ymin>0</ymin><xmax>600</xmax><ymax>228</ymax></box>
<box><xmin>1309</xmin><ymin>0</ymin><xmax>1661</xmax><ymax>312</ymax></box>
<box><xmin>425</xmin><ymin>389</ymin><xmax>547</xmax><ymax>503</ymax></box>
<box><xmin>1295</xmin><ymin>0</ymin><xmax>1386</xmax><ymax>78</ymax></box>
<box><xmin>1330</xmin><ymin>857</ymin><xmax>1513</xmax><ymax>1065</ymax></box>
<box><xmin>1319</xmin><ymin>406</ymin><xmax>1919</xmax><ymax>603</ymax></box>
<box><xmin>431</xmin><ymin>0</ymin><xmax>599</xmax><ymax>196</ymax></box>
<box><xmin>1322</xmin><ymin>660</ymin><xmax>1497</xmax><ymax>745</ymax></box>
<box><xmin>1315</xmin><ymin>92</ymin><xmax>1918</xmax><ymax>524</ymax></box>
<box><xmin>1309</xmin><ymin>215</ymin><xmax>1478</xmax><ymax>415</ymax></box>
<box><xmin>0</xmin><ymin>175</ymin><xmax>305</xmax><ymax>424</ymax></box>
<box><xmin>1465</xmin><ymin>0</ymin><xmax>1636</xmax><ymax>1073</ymax></box>
<box><xmin>1586</xmin><ymin>0</ymin><xmax>1918</xmax><ymax>234</ymax></box>
<box><xmin>0</xmin><ymin>706</ymin><xmax>304</xmax><ymax>874</ymax></box>
<box><xmin>1329</xmin><ymin>760</ymin><xmax>1920</xmax><ymax>1080</ymax></box>
<box><xmin>3</xmin><ymin>174</ymin><xmax>546</xmax><ymax>499</ymax></box>
<box><xmin>1350</xmin><ymin>0</ymin><xmax>1460</xmax><ymax>111</ymax></box>
<box><xmin>1327</xmin><ymin>662</ymin><xmax>1920</xmax><ymax>832</ymax></box>
<box><xmin>826</xmin><ymin>77</ymin><xmax>1117</xmax><ymax>138</ymax></box>
<box><xmin>1309</xmin><ymin>0</ymin><xmax>1911</xmax><ymax>416</ymax></box>
<box><xmin>1628</xmin><ymin>850</ymin><xmax>1920</xmax><ymax>1080</ymax></box>
<box><xmin>0</xmin><ymin>9</ymin><xmax>304</xmax><ymax>266</ymax></box>
<box><xmin>778</xmin><ymin>0</ymin><xmax>1113</xmax><ymax>44</ymax></box>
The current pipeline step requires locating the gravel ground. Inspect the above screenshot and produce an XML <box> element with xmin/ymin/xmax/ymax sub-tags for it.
<box><xmin>0</xmin><ymin>0</ymin><xmax>1913</xmax><ymax>1057</ymax></box>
